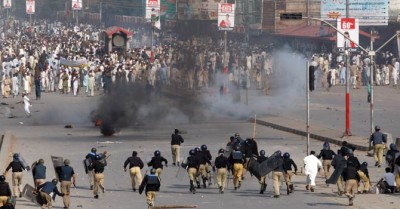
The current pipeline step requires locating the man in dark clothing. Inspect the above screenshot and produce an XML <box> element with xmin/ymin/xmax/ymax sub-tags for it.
<box><xmin>257</xmin><ymin>150</ymin><xmax>268</xmax><ymax>194</ymax></box>
<box><xmin>195</xmin><ymin>147</ymin><xmax>211</xmax><ymax>188</ymax></box>
<box><xmin>317</xmin><ymin>142</ymin><xmax>336</xmax><ymax>179</ymax></box>
<box><xmin>200</xmin><ymin>145</ymin><xmax>212</xmax><ymax>186</ymax></box>
<box><xmin>385</xmin><ymin>143</ymin><xmax>398</xmax><ymax>171</ymax></box>
<box><xmin>36</xmin><ymin>179</ymin><xmax>64</xmax><ymax>209</ymax></box>
<box><xmin>139</xmin><ymin>168</ymin><xmax>160</xmax><ymax>209</ymax></box>
<box><xmin>342</xmin><ymin>161</ymin><xmax>360</xmax><ymax>206</ymax></box>
<box><xmin>5</xmin><ymin>154</ymin><xmax>26</xmax><ymax>198</ymax></box>
<box><xmin>171</xmin><ymin>129</ymin><xmax>184</xmax><ymax>166</ymax></box>
<box><xmin>0</xmin><ymin>197</ymin><xmax>15</xmax><ymax>209</ymax></box>
<box><xmin>229</xmin><ymin>146</ymin><xmax>246</xmax><ymax>190</ymax></box>
<box><xmin>32</xmin><ymin>159</ymin><xmax>46</xmax><ymax>188</ymax></box>
<box><xmin>0</xmin><ymin>175</ymin><xmax>12</xmax><ymax>207</ymax></box>
<box><xmin>92</xmin><ymin>155</ymin><xmax>105</xmax><ymax>199</ymax></box>
<box><xmin>283</xmin><ymin>152</ymin><xmax>298</xmax><ymax>194</ymax></box>
<box><xmin>186</xmin><ymin>149</ymin><xmax>199</xmax><ymax>194</ymax></box>
<box><xmin>370</xmin><ymin>125</ymin><xmax>387</xmax><ymax>167</ymax></box>
<box><xmin>214</xmin><ymin>149</ymin><xmax>229</xmax><ymax>193</ymax></box>
<box><xmin>123</xmin><ymin>151</ymin><xmax>144</xmax><ymax>192</ymax></box>
<box><xmin>357</xmin><ymin>162</ymin><xmax>371</xmax><ymax>194</ymax></box>
<box><xmin>272</xmin><ymin>151</ymin><xmax>287</xmax><ymax>198</ymax></box>
<box><xmin>85</xmin><ymin>147</ymin><xmax>98</xmax><ymax>190</ymax></box>
<box><xmin>57</xmin><ymin>159</ymin><xmax>76</xmax><ymax>209</ymax></box>
<box><xmin>147</xmin><ymin>150</ymin><xmax>168</xmax><ymax>178</ymax></box>
<box><xmin>347</xmin><ymin>149</ymin><xmax>361</xmax><ymax>170</ymax></box>
<box><xmin>330</xmin><ymin>149</ymin><xmax>347</xmax><ymax>195</ymax></box>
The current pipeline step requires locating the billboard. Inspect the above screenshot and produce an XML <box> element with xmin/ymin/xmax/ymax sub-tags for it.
<box><xmin>72</xmin><ymin>0</ymin><xmax>83</xmax><ymax>10</ymax></box>
<box><xmin>218</xmin><ymin>3</ymin><xmax>235</xmax><ymax>31</ymax></box>
<box><xmin>160</xmin><ymin>0</ymin><xmax>177</xmax><ymax>20</ymax></box>
<box><xmin>321</xmin><ymin>0</ymin><xmax>388</xmax><ymax>26</ymax></box>
<box><xmin>146</xmin><ymin>0</ymin><xmax>161</xmax><ymax>19</ymax></box>
<box><xmin>337</xmin><ymin>18</ymin><xmax>359</xmax><ymax>51</ymax></box>
<box><xmin>3</xmin><ymin>0</ymin><xmax>12</xmax><ymax>8</ymax></box>
<box><xmin>26</xmin><ymin>0</ymin><xmax>35</xmax><ymax>14</ymax></box>
<box><xmin>177</xmin><ymin>0</ymin><xmax>220</xmax><ymax>20</ymax></box>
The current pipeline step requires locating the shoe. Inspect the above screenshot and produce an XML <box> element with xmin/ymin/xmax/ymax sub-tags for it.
<box><xmin>94</xmin><ymin>195</ymin><xmax>99</xmax><ymax>199</ymax></box>
<box><xmin>133</xmin><ymin>188</ymin><xmax>136</xmax><ymax>192</ymax></box>
<box><xmin>357</xmin><ymin>191</ymin><xmax>362</xmax><ymax>194</ymax></box>
<box><xmin>219</xmin><ymin>186</ymin><xmax>223</xmax><ymax>194</ymax></box>
<box><xmin>274</xmin><ymin>195</ymin><xmax>280</xmax><ymax>198</ymax></box>
<box><xmin>19</xmin><ymin>193</ymin><xmax>22</xmax><ymax>198</ymax></box>
<box><xmin>260</xmin><ymin>190</ymin><xmax>264</xmax><ymax>194</ymax></box>
<box><xmin>310</xmin><ymin>187</ymin><xmax>315</xmax><ymax>192</ymax></box>
<box><xmin>338</xmin><ymin>191</ymin><xmax>343</xmax><ymax>196</ymax></box>
<box><xmin>102</xmin><ymin>188</ymin><xmax>105</xmax><ymax>193</ymax></box>
<box><xmin>192</xmin><ymin>188</ymin><xmax>196</xmax><ymax>194</ymax></box>
<box><xmin>289</xmin><ymin>184</ymin><xmax>294</xmax><ymax>193</ymax></box>
<box><xmin>177</xmin><ymin>162</ymin><xmax>180</xmax><ymax>167</ymax></box>
<box><xmin>375</xmin><ymin>162</ymin><xmax>378</xmax><ymax>167</ymax></box>
<box><xmin>349</xmin><ymin>197</ymin><xmax>354</xmax><ymax>206</ymax></box>
<box><xmin>234</xmin><ymin>187</ymin><xmax>237</xmax><ymax>190</ymax></box>
<box><xmin>378</xmin><ymin>165</ymin><xmax>381</xmax><ymax>168</ymax></box>
<box><xmin>173</xmin><ymin>163</ymin><xmax>176</xmax><ymax>166</ymax></box>
<box><xmin>238</xmin><ymin>181</ymin><xmax>241</xmax><ymax>188</ymax></box>
<box><xmin>306</xmin><ymin>185</ymin><xmax>310</xmax><ymax>190</ymax></box>
<box><xmin>90</xmin><ymin>185</ymin><xmax>93</xmax><ymax>190</ymax></box>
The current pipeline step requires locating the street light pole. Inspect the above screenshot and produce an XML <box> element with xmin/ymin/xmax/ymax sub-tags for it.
<box><xmin>344</xmin><ymin>0</ymin><xmax>352</xmax><ymax>136</ymax></box>
<box><xmin>370</xmin><ymin>30</ymin><xmax>375</xmax><ymax>136</ymax></box>
<box><xmin>306</xmin><ymin>61</ymin><xmax>310</xmax><ymax>155</ymax></box>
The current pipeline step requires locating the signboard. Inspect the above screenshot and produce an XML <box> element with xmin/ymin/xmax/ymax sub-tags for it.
<box><xmin>72</xmin><ymin>0</ymin><xmax>83</xmax><ymax>10</ymax></box>
<box><xmin>321</xmin><ymin>0</ymin><xmax>388</xmax><ymax>26</ymax></box>
<box><xmin>3</xmin><ymin>0</ymin><xmax>12</xmax><ymax>8</ymax></box>
<box><xmin>146</xmin><ymin>0</ymin><xmax>161</xmax><ymax>19</ymax></box>
<box><xmin>26</xmin><ymin>0</ymin><xmax>35</xmax><ymax>14</ymax></box>
<box><xmin>152</xmin><ymin>8</ymin><xmax>161</xmax><ymax>29</ymax></box>
<box><xmin>337</xmin><ymin>18</ymin><xmax>359</xmax><ymax>51</ymax></box>
<box><xmin>177</xmin><ymin>0</ymin><xmax>219</xmax><ymax>20</ymax></box>
<box><xmin>160</xmin><ymin>0</ymin><xmax>176</xmax><ymax>20</ymax></box>
<box><xmin>218</xmin><ymin>3</ymin><xmax>235</xmax><ymax>31</ymax></box>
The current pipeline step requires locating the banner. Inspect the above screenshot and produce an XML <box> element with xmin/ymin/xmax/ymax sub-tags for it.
<box><xmin>177</xmin><ymin>0</ymin><xmax>219</xmax><ymax>20</ymax></box>
<box><xmin>72</xmin><ymin>0</ymin><xmax>83</xmax><ymax>10</ymax></box>
<box><xmin>337</xmin><ymin>18</ymin><xmax>359</xmax><ymax>50</ymax></box>
<box><xmin>3</xmin><ymin>0</ymin><xmax>12</xmax><ymax>8</ymax></box>
<box><xmin>160</xmin><ymin>0</ymin><xmax>176</xmax><ymax>20</ymax></box>
<box><xmin>321</xmin><ymin>0</ymin><xmax>388</xmax><ymax>26</ymax></box>
<box><xmin>26</xmin><ymin>0</ymin><xmax>35</xmax><ymax>14</ymax></box>
<box><xmin>218</xmin><ymin>3</ymin><xmax>235</xmax><ymax>31</ymax></box>
<box><xmin>60</xmin><ymin>58</ymin><xmax>88</xmax><ymax>68</ymax></box>
<box><xmin>146</xmin><ymin>0</ymin><xmax>161</xmax><ymax>19</ymax></box>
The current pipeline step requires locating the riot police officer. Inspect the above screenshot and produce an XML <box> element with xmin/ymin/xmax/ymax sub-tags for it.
<box><xmin>139</xmin><ymin>168</ymin><xmax>161</xmax><ymax>209</ymax></box>
<box><xmin>200</xmin><ymin>145</ymin><xmax>212</xmax><ymax>186</ymax></box>
<box><xmin>317</xmin><ymin>142</ymin><xmax>336</xmax><ymax>179</ymax></box>
<box><xmin>32</xmin><ymin>159</ymin><xmax>46</xmax><ymax>188</ymax></box>
<box><xmin>4</xmin><ymin>154</ymin><xmax>26</xmax><ymax>198</ymax></box>
<box><xmin>57</xmin><ymin>159</ymin><xmax>76</xmax><ymax>209</ymax></box>
<box><xmin>0</xmin><ymin>175</ymin><xmax>11</xmax><ymax>207</ymax></box>
<box><xmin>229</xmin><ymin>146</ymin><xmax>246</xmax><ymax>190</ymax></box>
<box><xmin>85</xmin><ymin>148</ymin><xmax>98</xmax><ymax>190</ymax></box>
<box><xmin>123</xmin><ymin>151</ymin><xmax>144</xmax><ymax>192</ymax></box>
<box><xmin>185</xmin><ymin>149</ymin><xmax>199</xmax><ymax>194</ymax></box>
<box><xmin>36</xmin><ymin>179</ymin><xmax>64</xmax><ymax>209</ymax></box>
<box><xmin>147</xmin><ymin>150</ymin><xmax>168</xmax><ymax>178</ymax></box>
<box><xmin>214</xmin><ymin>149</ymin><xmax>229</xmax><ymax>193</ymax></box>
<box><xmin>283</xmin><ymin>152</ymin><xmax>297</xmax><ymax>194</ymax></box>
<box><xmin>92</xmin><ymin>155</ymin><xmax>106</xmax><ymax>199</ymax></box>
<box><xmin>257</xmin><ymin>150</ymin><xmax>268</xmax><ymax>194</ymax></box>
<box><xmin>194</xmin><ymin>147</ymin><xmax>211</xmax><ymax>188</ymax></box>
<box><xmin>272</xmin><ymin>151</ymin><xmax>286</xmax><ymax>198</ymax></box>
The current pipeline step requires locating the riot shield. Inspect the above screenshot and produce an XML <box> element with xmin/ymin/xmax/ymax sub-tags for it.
<box><xmin>83</xmin><ymin>158</ymin><xmax>91</xmax><ymax>174</ymax></box>
<box><xmin>31</xmin><ymin>161</ymin><xmax>38</xmax><ymax>185</ymax></box>
<box><xmin>175</xmin><ymin>156</ymin><xmax>187</xmax><ymax>180</ymax></box>
<box><xmin>246</xmin><ymin>152</ymin><xmax>282</xmax><ymax>180</ymax></box>
<box><xmin>17</xmin><ymin>153</ymin><xmax>30</xmax><ymax>171</ymax></box>
<box><xmin>326</xmin><ymin>162</ymin><xmax>346</xmax><ymax>184</ymax></box>
<box><xmin>51</xmin><ymin>156</ymin><xmax>64</xmax><ymax>180</ymax></box>
<box><xmin>22</xmin><ymin>184</ymin><xmax>40</xmax><ymax>205</ymax></box>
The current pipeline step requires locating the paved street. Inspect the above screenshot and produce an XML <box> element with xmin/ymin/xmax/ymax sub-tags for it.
<box><xmin>0</xmin><ymin>91</ymin><xmax>399</xmax><ymax>209</ymax></box>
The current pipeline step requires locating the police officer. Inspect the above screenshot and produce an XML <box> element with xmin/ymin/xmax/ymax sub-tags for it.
<box><xmin>347</xmin><ymin>149</ymin><xmax>360</xmax><ymax>170</ymax></box>
<box><xmin>272</xmin><ymin>151</ymin><xmax>286</xmax><ymax>198</ymax></box>
<box><xmin>123</xmin><ymin>151</ymin><xmax>144</xmax><ymax>192</ymax></box>
<box><xmin>194</xmin><ymin>147</ymin><xmax>211</xmax><ymax>188</ymax></box>
<box><xmin>386</xmin><ymin>143</ymin><xmax>398</xmax><ymax>171</ymax></box>
<box><xmin>36</xmin><ymin>179</ymin><xmax>64</xmax><ymax>209</ymax></box>
<box><xmin>200</xmin><ymin>145</ymin><xmax>213</xmax><ymax>186</ymax></box>
<box><xmin>32</xmin><ymin>159</ymin><xmax>46</xmax><ymax>188</ymax></box>
<box><xmin>214</xmin><ymin>149</ymin><xmax>229</xmax><ymax>193</ymax></box>
<box><xmin>171</xmin><ymin>129</ymin><xmax>184</xmax><ymax>166</ymax></box>
<box><xmin>229</xmin><ymin>146</ymin><xmax>245</xmax><ymax>190</ymax></box>
<box><xmin>283</xmin><ymin>152</ymin><xmax>297</xmax><ymax>194</ymax></box>
<box><xmin>186</xmin><ymin>149</ymin><xmax>199</xmax><ymax>194</ymax></box>
<box><xmin>341</xmin><ymin>161</ymin><xmax>360</xmax><ymax>206</ymax></box>
<box><xmin>92</xmin><ymin>155</ymin><xmax>105</xmax><ymax>199</ymax></box>
<box><xmin>57</xmin><ymin>159</ymin><xmax>76</xmax><ymax>209</ymax></box>
<box><xmin>357</xmin><ymin>162</ymin><xmax>370</xmax><ymax>194</ymax></box>
<box><xmin>148</xmin><ymin>150</ymin><xmax>168</xmax><ymax>178</ymax></box>
<box><xmin>0</xmin><ymin>175</ymin><xmax>11</xmax><ymax>207</ymax></box>
<box><xmin>370</xmin><ymin>125</ymin><xmax>387</xmax><ymax>167</ymax></box>
<box><xmin>257</xmin><ymin>150</ymin><xmax>268</xmax><ymax>194</ymax></box>
<box><xmin>139</xmin><ymin>168</ymin><xmax>160</xmax><ymax>209</ymax></box>
<box><xmin>317</xmin><ymin>142</ymin><xmax>336</xmax><ymax>180</ymax></box>
<box><xmin>331</xmin><ymin>149</ymin><xmax>347</xmax><ymax>196</ymax></box>
<box><xmin>4</xmin><ymin>154</ymin><xmax>25</xmax><ymax>198</ymax></box>
<box><xmin>0</xmin><ymin>197</ymin><xmax>14</xmax><ymax>209</ymax></box>
<box><xmin>85</xmin><ymin>148</ymin><xmax>98</xmax><ymax>190</ymax></box>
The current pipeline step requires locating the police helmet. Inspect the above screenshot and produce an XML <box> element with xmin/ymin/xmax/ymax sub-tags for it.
<box><xmin>91</xmin><ymin>147</ymin><xmax>97</xmax><ymax>153</ymax></box>
<box><xmin>174</xmin><ymin>129</ymin><xmax>179</xmax><ymax>134</ymax></box>
<box><xmin>347</xmin><ymin>148</ymin><xmax>353</xmax><ymax>156</ymax></box>
<box><xmin>218</xmin><ymin>148</ymin><xmax>225</xmax><ymax>154</ymax></box>
<box><xmin>64</xmin><ymin>159</ymin><xmax>70</xmax><ymax>165</ymax></box>
<box><xmin>323</xmin><ymin>141</ymin><xmax>330</xmax><ymax>150</ymax></box>
<box><xmin>259</xmin><ymin>150</ymin><xmax>266</xmax><ymax>156</ymax></box>
<box><xmin>13</xmin><ymin>153</ymin><xmax>19</xmax><ymax>159</ymax></box>
<box><xmin>194</xmin><ymin>147</ymin><xmax>200</xmax><ymax>153</ymax></box>
<box><xmin>52</xmin><ymin>179</ymin><xmax>59</xmax><ymax>185</ymax></box>
<box><xmin>154</xmin><ymin>150</ymin><xmax>161</xmax><ymax>157</ymax></box>
<box><xmin>189</xmin><ymin>149</ymin><xmax>196</xmax><ymax>156</ymax></box>
<box><xmin>0</xmin><ymin>175</ymin><xmax>5</xmax><ymax>182</ymax></box>
<box><xmin>389</xmin><ymin>143</ymin><xmax>397</xmax><ymax>151</ymax></box>
<box><xmin>150</xmin><ymin>168</ymin><xmax>156</xmax><ymax>174</ymax></box>
<box><xmin>132</xmin><ymin>151</ymin><xmax>138</xmax><ymax>157</ymax></box>
<box><xmin>361</xmin><ymin>162</ymin><xmax>368</xmax><ymax>167</ymax></box>
<box><xmin>201</xmin><ymin>144</ymin><xmax>207</xmax><ymax>151</ymax></box>
<box><xmin>38</xmin><ymin>159</ymin><xmax>45</xmax><ymax>164</ymax></box>
<box><xmin>230</xmin><ymin>136</ymin><xmax>235</xmax><ymax>141</ymax></box>
<box><xmin>375</xmin><ymin>125</ymin><xmax>380</xmax><ymax>130</ymax></box>
<box><xmin>283</xmin><ymin>152</ymin><xmax>290</xmax><ymax>158</ymax></box>
<box><xmin>275</xmin><ymin>150</ymin><xmax>282</xmax><ymax>156</ymax></box>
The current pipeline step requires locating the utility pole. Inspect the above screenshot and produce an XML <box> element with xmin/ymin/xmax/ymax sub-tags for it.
<box><xmin>370</xmin><ymin>29</ymin><xmax>375</xmax><ymax>135</ymax></box>
<box><xmin>306</xmin><ymin>61</ymin><xmax>310</xmax><ymax>155</ymax></box>
<box><xmin>343</xmin><ymin>0</ymin><xmax>352</xmax><ymax>136</ymax></box>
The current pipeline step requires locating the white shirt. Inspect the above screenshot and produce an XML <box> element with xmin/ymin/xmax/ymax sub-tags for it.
<box><xmin>384</xmin><ymin>172</ymin><xmax>396</xmax><ymax>186</ymax></box>
<box><xmin>303</xmin><ymin>154</ymin><xmax>322</xmax><ymax>175</ymax></box>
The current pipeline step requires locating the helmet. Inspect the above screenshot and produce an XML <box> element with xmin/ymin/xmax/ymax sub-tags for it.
<box><xmin>194</xmin><ymin>147</ymin><xmax>200</xmax><ymax>153</ymax></box>
<box><xmin>150</xmin><ymin>168</ymin><xmax>156</xmax><ymax>174</ymax></box>
<box><xmin>323</xmin><ymin>141</ymin><xmax>330</xmax><ymax>150</ymax></box>
<box><xmin>0</xmin><ymin>175</ymin><xmax>5</xmax><ymax>182</ymax></box>
<box><xmin>132</xmin><ymin>151</ymin><xmax>137</xmax><ymax>157</ymax></box>
<box><xmin>230</xmin><ymin>136</ymin><xmax>235</xmax><ymax>141</ymax></box>
<box><xmin>91</xmin><ymin>147</ymin><xmax>97</xmax><ymax>153</ymax></box>
<box><xmin>259</xmin><ymin>150</ymin><xmax>265</xmax><ymax>156</ymax></box>
<box><xmin>189</xmin><ymin>149</ymin><xmax>196</xmax><ymax>156</ymax></box>
<box><xmin>283</xmin><ymin>152</ymin><xmax>290</xmax><ymax>158</ymax></box>
<box><xmin>174</xmin><ymin>129</ymin><xmax>179</xmax><ymax>134</ymax></box>
<box><xmin>64</xmin><ymin>159</ymin><xmax>70</xmax><ymax>165</ymax></box>
<box><xmin>38</xmin><ymin>159</ymin><xmax>45</xmax><ymax>164</ymax></box>
<box><xmin>375</xmin><ymin>125</ymin><xmax>380</xmax><ymax>130</ymax></box>
<box><xmin>361</xmin><ymin>162</ymin><xmax>368</xmax><ymax>167</ymax></box>
<box><xmin>218</xmin><ymin>148</ymin><xmax>225</xmax><ymax>154</ymax></box>
<box><xmin>347</xmin><ymin>148</ymin><xmax>353</xmax><ymax>156</ymax></box>
<box><xmin>389</xmin><ymin>143</ymin><xmax>397</xmax><ymax>151</ymax></box>
<box><xmin>275</xmin><ymin>150</ymin><xmax>282</xmax><ymax>156</ymax></box>
<box><xmin>201</xmin><ymin>144</ymin><xmax>207</xmax><ymax>151</ymax></box>
<box><xmin>52</xmin><ymin>179</ymin><xmax>59</xmax><ymax>185</ymax></box>
<box><xmin>154</xmin><ymin>150</ymin><xmax>161</xmax><ymax>157</ymax></box>
<box><xmin>13</xmin><ymin>153</ymin><xmax>19</xmax><ymax>159</ymax></box>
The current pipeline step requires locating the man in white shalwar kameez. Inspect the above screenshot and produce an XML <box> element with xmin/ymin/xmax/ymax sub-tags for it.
<box><xmin>303</xmin><ymin>151</ymin><xmax>322</xmax><ymax>192</ymax></box>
